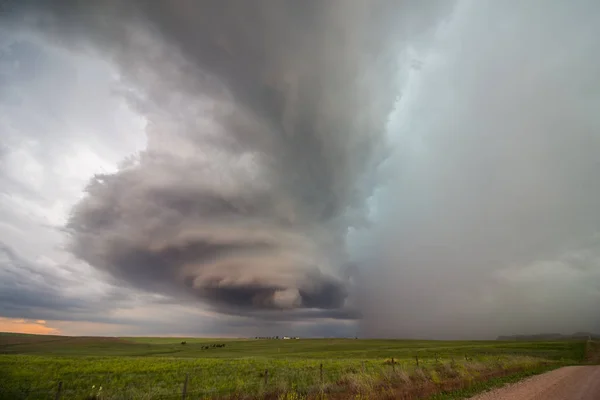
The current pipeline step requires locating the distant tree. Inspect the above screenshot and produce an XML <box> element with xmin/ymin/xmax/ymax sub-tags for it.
<box><xmin>181</xmin><ymin>341</ymin><xmax>187</xmax><ymax>345</ymax></box>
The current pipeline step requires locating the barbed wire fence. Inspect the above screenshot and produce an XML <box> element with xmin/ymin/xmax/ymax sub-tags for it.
<box><xmin>0</xmin><ymin>353</ymin><xmax>525</xmax><ymax>399</ymax></box>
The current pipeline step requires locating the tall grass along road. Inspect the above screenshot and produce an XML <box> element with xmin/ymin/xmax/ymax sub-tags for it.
<box><xmin>468</xmin><ymin>366</ymin><xmax>600</xmax><ymax>400</ymax></box>
<box><xmin>468</xmin><ymin>340</ymin><xmax>600</xmax><ymax>400</ymax></box>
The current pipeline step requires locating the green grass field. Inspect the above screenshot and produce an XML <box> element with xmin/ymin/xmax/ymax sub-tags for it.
<box><xmin>0</xmin><ymin>333</ymin><xmax>589</xmax><ymax>399</ymax></box>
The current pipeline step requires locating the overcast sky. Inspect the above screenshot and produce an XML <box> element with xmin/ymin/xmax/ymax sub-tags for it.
<box><xmin>1</xmin><ymin>0</ymin><xmax>599</xmax><ymax>338</ymax></box>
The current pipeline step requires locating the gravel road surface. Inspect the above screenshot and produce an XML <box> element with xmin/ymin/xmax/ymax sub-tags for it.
<box><xmin>468</xmin><ymin>366</ymin><xmax>600</xmax><ymax>400</ymax></box>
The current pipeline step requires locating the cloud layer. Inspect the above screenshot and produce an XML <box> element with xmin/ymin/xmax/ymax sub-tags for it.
<box><xmin>357</xmin><ymin>0</ymin><xmax>600</xmax><ymax>338</ymax></box>
<box><xmin>7</xmin><ymin>0</ymin><xmax>449</xmax><ymax>315</ymax></box>
<box><xmin>1</xmin><ymin>0</ymin><xmax>599</xmax><ymax>338</ymax></box>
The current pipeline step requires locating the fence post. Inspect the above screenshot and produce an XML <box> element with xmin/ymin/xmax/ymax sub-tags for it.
<box><xmin>415</xmin><ymin>355</ymin><xmax>419</xmax><ymax>367</ymax></box>
<box><xmin>264</xmin><ymin>369</ymin><xmax>269</xmax><ymax>387</ymax></box>
<box><xmin>54</xmin><ymin>381</ymin><xmax>62</xmax><ymax>400</ymax></box>
<box><xmin>320</xmin><ymin>363</ymin><xmax>324</xmax><ymax>384</ymax></box>
<box><xmin>181</xmin><ymin>373</ymin><xmax>188</xmax><ymax>400</ymax></box>
<box><xmin>391</xmin><ymin>358</ymin><xmax>395</xmax><ymax>372</ymax></box>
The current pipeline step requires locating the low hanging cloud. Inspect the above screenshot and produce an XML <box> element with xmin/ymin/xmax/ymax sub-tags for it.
<box><xmin>3</xmin><ymin>0</ymin><xmax>452</xmax><ymax>316</ymax></box>
<box><xmin>357</xmin><ymin>0</ymin><xmax>600</xmax><ymax>338</ymax></box>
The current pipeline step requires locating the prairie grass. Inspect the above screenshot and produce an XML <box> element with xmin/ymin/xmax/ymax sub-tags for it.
<box><xmin>0</xmin><ymin>333</ymin><xmax>588</xmax><ymax>399</ymax></box>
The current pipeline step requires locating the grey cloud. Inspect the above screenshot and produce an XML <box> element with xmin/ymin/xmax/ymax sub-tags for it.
<box><xmin>213</xmin><ymin>306</ymin><xmax>360</xmax><ymax>323</ymax></box>
<box><xmin>0</xmin><ymin>31</ymin><xmax>144</xmax><ymax>222</ymax></box>
<box><xmin>8</xmin><ymin>0</ymin><xmax>596</xmax><ymax>340</ymax></box>
<box><xmin>0</xmin><ymin>240</ymin><xmax>197</xmax><ymax>327</ymax></box>
<box><xmin>0</xmin><ymin>241</ymin><xmax>125</xmax><ymax>321</ymax></box>
<box><xmin>357</xmin><ymin>0</ymin><xmax>600</xmax><ymax>338</ymax></box>
<box><xmin>0</xmin><ymin>241</ymin><xmax>354</xmax><ymax>337</ymax></box>
<box><xmin>2</xmin><ymin>0</ymin><xmax>453</xmax><ymax>316</ymax></box>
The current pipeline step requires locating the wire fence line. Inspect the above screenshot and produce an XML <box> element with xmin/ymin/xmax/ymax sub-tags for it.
<box><xmin>0</xmin><ymin>356</ymin><xmax>442</xmax><ymax>399</ymax></box>
<box><xmin>0</xmin><ymin>353</ymin><xmax>547</xmax><ymax>399</ymax></box>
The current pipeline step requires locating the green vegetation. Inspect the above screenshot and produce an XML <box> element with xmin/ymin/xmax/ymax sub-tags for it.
<box><xmin>428</xmin><ymin>364</ymin><xmax>560</xmax><ymax>400</ymax></box>
<box><xmin>585</xmin><ymin>339</ymin><xmax>600</xmax><ymax>364</ymax></box>
<box><xmin>0</xmin><ymin>333</ymin><xmax>588</xmax><ymax>399</ymax></box>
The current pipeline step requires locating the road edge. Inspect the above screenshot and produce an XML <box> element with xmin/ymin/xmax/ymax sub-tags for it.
<box><xmin>427</xmin><ymin>363</ymin><xmax>564</xmax><ymax>400</ymax></box>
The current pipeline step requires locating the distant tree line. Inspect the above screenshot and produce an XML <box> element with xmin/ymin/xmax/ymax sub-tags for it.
<box><xmin>179</xmin><ymin>341</ymin><xmax>227</xmax><ymax>349</ymax></box>
<box><xmin>497</xmin><ymin>332</ymin><xmax>600</xmax><ymax>341</ymax></box>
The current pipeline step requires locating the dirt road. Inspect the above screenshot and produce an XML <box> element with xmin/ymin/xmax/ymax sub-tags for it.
<box><xmin>468</xmin><ymin>366</ymin><xmax>600</xmax><ymax>400</ymax></box>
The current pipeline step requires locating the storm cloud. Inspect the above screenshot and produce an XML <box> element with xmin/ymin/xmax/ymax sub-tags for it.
<box><xmin>357</xmin><ymin>0</ymin><xmax>600</xmax><ymax>338</ymax></box>
<box><xmin>3</xmin><ymin>0</ymin><xmax>599</xmax><ymax>338</ymax></box>
<box><xmin>1</xmin><ymin>0</ymin><xmax>451</xmax><ymax>316</ymax></box>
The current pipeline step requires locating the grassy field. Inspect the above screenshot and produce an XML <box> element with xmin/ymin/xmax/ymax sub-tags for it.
<box><xmin>0</xmin><ymin>333</ymin><xmax>589</xmax><ymax>399</ymax></box>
